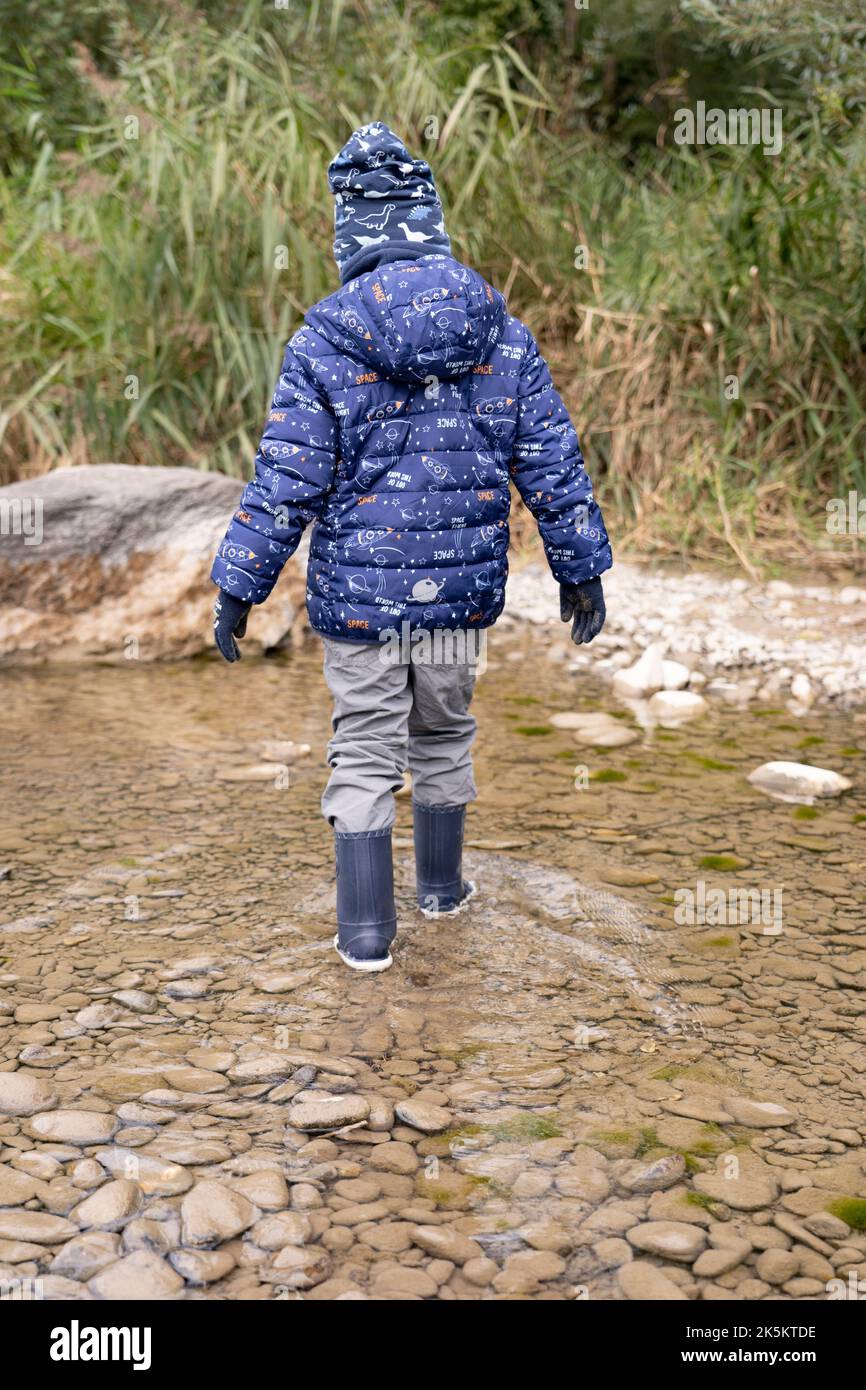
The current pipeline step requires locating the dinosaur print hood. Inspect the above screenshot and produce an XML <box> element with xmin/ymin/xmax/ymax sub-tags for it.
<box><xmin>328</xmin><ymin>122</ymin><xmax>452</xmax><ymax>284</ymax></box>
<box><xmin>308</xmin><ymin>255</ymin><xmax>507</xmax><ymax>385</ymax></box>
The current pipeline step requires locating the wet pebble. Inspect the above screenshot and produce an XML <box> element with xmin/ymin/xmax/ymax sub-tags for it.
<box><xmin>25</xmin><ymin>1110</ymin><xmax>119</xmax><ymax>1146</ymax></box>
<box><xmin>180</xmin><ymin>1181</ymin><xmax>257</xmax><ymax>1246</ymax></box>
<box><xmin>0</xmin><ymin>1072</ymin><xmax>58</xmax><ymax>1116</ymax></box>
<box><xmin>89</xmin><ymin>1249</ymin><xmax>184</xmax><ymax>1300</ymax></box>
<box><xmin>287</xmin><ymin>1095</ymin><xmax>370</xmax><ymax>1132</ymax></box>
<box><xmin>626</xmin><ymin>1221</ymin><xmax>707</xmax><ymax>1263</ymax></box>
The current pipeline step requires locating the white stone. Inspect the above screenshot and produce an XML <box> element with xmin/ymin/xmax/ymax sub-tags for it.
<box><xmin>748</xmin><ymin>761</ymin><xmax>852</xmax><ymax>804</ymax></box>
<box><xmin>790</xmin><ymin>674</ymin><xmax>814</xmax><ymax>708</ymax></box>
<box><xmin>574</xmin><ymin>723</ymin><xmax>639</xmax><ymax>748</ymax></box>
<box><xmin>218</xmin><ymin>763</ymin><xmax>288</xmax><ymax>782</ymax></box>
<box><xmin>612</xmin><ymin>643</ymin><xmax>666</xmax><ymax>698</ymax></box>
<box><xmin>648</xmin><ymin>689</ymin><xmax>708</xmax><ymax>721</ymax></box>
<box><xmin>661</xmin><ymin>659</ymin><xmax>691</xmax><ymax>690</ymax></box>
<box><xmin>259</xmin><ymin>740</ymin><xmax>311</xmax><ymax>762</ymax></box>
<box><xmin>549</xmin><ymin>712</ymin><xmax>593</xmax><ymax>730</ymax></box>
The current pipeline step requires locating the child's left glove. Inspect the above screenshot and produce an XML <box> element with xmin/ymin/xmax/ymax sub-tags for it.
<box><xmin>213</xmin><ymin>591</ymin><xmax>251</xmax><ymax>662</ymax></box>
<box><xmin>560</xmin><ymin>577</ymin><xmax>606</xmax><ymax>645</ymax></box>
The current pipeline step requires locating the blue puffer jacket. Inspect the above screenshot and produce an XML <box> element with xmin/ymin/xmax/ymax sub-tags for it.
<box><xmin>212</xmin><ymin>253</ymin><xmax>611</xmax><ymax>640</ymax></box>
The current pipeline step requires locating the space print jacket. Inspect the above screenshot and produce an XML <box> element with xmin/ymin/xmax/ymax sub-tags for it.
<box><xmin>211</xmin><ymin>254</ymin><xmax>611</xmax><ymax>640</ymax></box>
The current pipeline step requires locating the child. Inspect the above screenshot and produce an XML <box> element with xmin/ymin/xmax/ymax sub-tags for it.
<box><xmin>212</xmin><ymin>122</ymin><xmax>611</xmax><ymax>972</ymax></box>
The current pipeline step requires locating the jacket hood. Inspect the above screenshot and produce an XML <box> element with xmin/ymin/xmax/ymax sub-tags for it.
<box><xmin>308</xmin><ymin>255</ymin><xmax>506</xmax><ymax>384</ymax></box>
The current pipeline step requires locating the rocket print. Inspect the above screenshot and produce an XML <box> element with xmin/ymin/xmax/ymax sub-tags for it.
<box><xmin>211</xmin><ymin>118</ymin><xmax>610</xmax><ymax>641</ymax></box>
<box><xmin>212</xmin><ymin>251</ymin><xmax>611</xmax><ymax>641</ymax></box>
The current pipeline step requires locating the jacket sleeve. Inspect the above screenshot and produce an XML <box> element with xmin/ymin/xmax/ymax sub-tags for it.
<box><xmin>211</xmin><ymin>339</ymin><xmax>338</xmax><ymax>603</ymax></box>
<box><xmin>510</xmin><ymin>329</ymin><xmax>612</xmax><ymax>586</ymax></box>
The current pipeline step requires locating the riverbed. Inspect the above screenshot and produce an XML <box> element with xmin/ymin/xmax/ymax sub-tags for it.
<box><xmin>1</xmin><ymin>628</ymin><xmax>864</xmax><ymax>1301</ymax></box>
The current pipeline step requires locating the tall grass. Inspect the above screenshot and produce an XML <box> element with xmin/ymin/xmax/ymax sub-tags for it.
<box><xmin>1</xmin><ymin>0</ymin><xmax>864</xmax><ymax>571</ymax></box>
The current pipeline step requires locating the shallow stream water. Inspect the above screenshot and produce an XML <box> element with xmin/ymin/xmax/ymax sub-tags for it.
<box><xmin>1</xmin><ymin>629</ymin><xmax>865</xmax><ymax>1300</ymax></box>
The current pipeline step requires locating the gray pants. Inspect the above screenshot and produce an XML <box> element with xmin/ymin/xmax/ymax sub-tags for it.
<box><xmin>321</xmin><ymin>637</ymin><xmax>478</xmax><ymax>833</ymax></box>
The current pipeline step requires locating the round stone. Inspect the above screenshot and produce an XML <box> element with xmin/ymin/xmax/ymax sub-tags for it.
<box><xmin>0</xmin><ymin>1163</ymin><xmax>44</xmax><ymax>1205</ymax></box>
<box><xmin>368</xmin><ymin>1142</ymin><xmax>419</xmax><ymax>1175</ymax></box>
<box><xmin>492</xmin><ymin>1249</ymin><xmax>566</xmax><ymax>1294</ymax></box>
<box><xmin>618</xmin><ymin>1260</ymin><xmax>689</xmax><ymax>1300</ymax></box>
<box><xmin>0</xmin><ymin>1071</ymin><xmax>58</xmax><ymax>1117</ymax></box>
<box><xmin>180</xmin><ymin>1181</ymin><xmax>257</xmax><ymax>1247</ymax></box>
<box><xmin>286</xmin><ymin>1095</ymin><xmax>370</xmax><ymax>1132</ymax></box>
<box><xmin>72</xmin><ymin>1180</ymin><xmax>143</xmax><ymax>1232</ymax></box>
<box><xmin>372</xmin><ymin>1266</ymin><xmax>438</xmax><ymax>1297</ymax></box>
<box><xmin>0</xmin><ymin>1211</ymin><xmax>78</xmax><ymax>1244</ymax></box>
<box><xmin>75</xmin><ymin>1004</ymin><xmax>120</xmax><ymax>1029</ymax></box>
<box><xmin>162</xmin><ymin>1067</ymin><xmax>229</xmax><ymax>1094</ymax></box>
<box><xmin>619</xmin><ymin>1154</ymin><xmax>687</xmax><ymax>1193</ymax></box>
<box><xmin>724</xmin><ymin>1098</ymin><xmax>796</xmax><ymax>1128</ymax></box>
<box><xmin>99</xmin><ymin>1148</ymin><xmax>192</xmax><ymax>1196</ymax></box>
<box><xmin>626</xmin><ymin>1221</ymin><xmax>707</xmax><ymax>1263</ymax></box>
<box><xmin>229</xmin><ymin>1171</ymin><xmax>289</xmax><ymax>1211</ymax></box>
<box><xmin>693</xmin><ymin>1170</ymin><xmax>779</xmax><ymax>1211</ymax></box>
<box><xmin>554</xmin><ymin>1165</ymin><xmax>610</xmax><ymax>1202</ymax></box>
<box><xmin>755</xmin><ymin>1248</ymin><xmax>800</xmax><ymax>1285</ymax></box>
<box><xmin>411</xmin><ymin>1224</ymin><xmax>482</xmax><ymax>1266</ymax></box>
<box><xmin>394</xmin><ymin>1099</ymin><xmax>451</xmax><ymax>1134</ymax></box>
<box><xmin>112</xmin><ymin>990</ymin><xmax>157</xmax><ymax>1013</ymax></box>
<box><xmin>89</xmin><ymin>1250</ymin><xmax>184</xmax><ymax>1300</ymax></box>
<box><xmin>249</xmin><ymin>1211</ymin><xmax>311</xmax><ymax>1251</ymax></box>
<box><xmin>169</xmin><ymin>1248</ymin><xmax>235</xmax><ymax>1284</ymax></box>
<box><xmin>50</xmin><ymin>1232</ymin><xmax>121</xmax><ymax>1281</ymax></box>
<box><xmin>25</xmin><ymin>1110</ymin><xmax>119</xmax><ymax>1146</ymax></box>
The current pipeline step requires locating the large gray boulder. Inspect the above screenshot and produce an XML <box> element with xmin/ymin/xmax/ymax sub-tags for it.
<box><xmin>0</xmin><ymin>465</ymin><xmax>305</xmax><ymax>662</ymax></box>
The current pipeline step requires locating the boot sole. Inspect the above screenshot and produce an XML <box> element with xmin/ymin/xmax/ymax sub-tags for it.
<box><xmin>333</xmin><ymin>934</ymin><xmax>393</xmax><ymax>972</ymax></box>
<box><xmin>419</xmin><ymin>879</ymin><xmax>478</xmax><ymax>919</ymax></box>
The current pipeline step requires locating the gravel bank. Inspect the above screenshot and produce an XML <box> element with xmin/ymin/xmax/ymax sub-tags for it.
<box><xmin>503</xmin><ymin>561</ymin><xmax>866</xmax><ymax>708</ymax></box>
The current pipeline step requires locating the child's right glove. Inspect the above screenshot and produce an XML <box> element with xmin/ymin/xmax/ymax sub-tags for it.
<box><xmin>560</xmin><ymin>577</ymin><xmax>606</xmax><ymax>645</ymax></box>
<box><xmin>213</xmin><ymin>591</ymin><xmax>251</xmax><ymax>662</ymax></box>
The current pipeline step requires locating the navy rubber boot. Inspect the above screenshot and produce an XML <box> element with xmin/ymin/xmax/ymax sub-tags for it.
<box><xmin>334</xmin><ymin>829</ymin><xmax>397</xmax><ymax>972</ymax></box>
<box><xmin>413</xmin><ymin>801</ymin><xmax>476</xmax><ymax>916</ymax></box>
